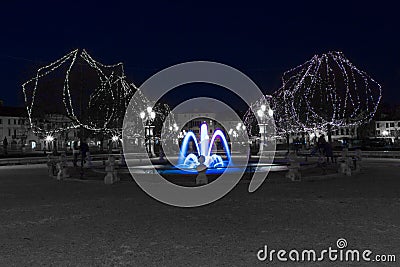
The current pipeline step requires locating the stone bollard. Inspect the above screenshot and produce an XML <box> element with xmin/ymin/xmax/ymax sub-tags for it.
<box><xmin>56</xmin><ymin>153</ymin><xmax>70</xmax><ymax>180</ymax></box>
<box><xmin>354</xmin><ymin>149</ymin><xmax>362</xmax><ymax>172</ymax></box>
<box><xmin>104</xmin><ymin>155</ymin><xmax>119</xmax><ymax>184</ymax></box>
<box><xmin>285</xmin><ymin>152</ymin><xmax>301</xmax><ymax>181</ymax></box>
<box><xmin>338</xmin><ymin>148</ymin><xmax>352</xmax><ymax>176</ymax></box>
<box><xmin>196</xmin><ymin>164</ymin><xmax>208</xmax><ymax>185</ymax></box>
<box><xmin>86</xmin><ymin>151</ymin><xmax>93</xmax><ymax>168</ymax></box>
<box><xmin>338</xmin><ymin>161</ymin><xmax>351</xmax><ymax>176</ymax></box>
<box><xmin>47</xmin><ymin>155</ymin><xmax>57</xmax><ymax>177</ymax></box>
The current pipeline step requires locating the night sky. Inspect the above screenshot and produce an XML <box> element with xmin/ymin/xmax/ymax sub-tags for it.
<box><xmin>0</xmin><ymin>1</ymin><xmax>399</xmax><ymax>108</ymax></box>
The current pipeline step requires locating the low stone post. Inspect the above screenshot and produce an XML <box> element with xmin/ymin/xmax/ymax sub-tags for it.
<box><xmin>353</xmin><ymin>148</ymin><xmax>362</xmax><ymax>172</ymax></box>
<box><xmin>104</xmin><ymin>155</ymin><xmax>119</xmax><ymax>184</ymax></box>
<box><xmin>285</xmin><ymin>152</ymin><xmax>301</xmax><ymax>181</ymax></box>
<box><xmin>196</xmin><ymin>166</ymin><xmax>208</xmax><ymax>185</ymax></box>
<box><xmin>56</xmin><ymin>153</ymin><xmax>70</xmax><ymax>180</ymax></box>
<box><xmin>47</xmin><ymin>155</ymin><xmax>57</xmax><ymax>177</ymax></box>
<box><xmin>338</xmin><ymin>148</ymin><xmax>352</xmax><ymax>176</ymax></box>
<box><xmin>196</xmin><ymin>156</ymin><xmax>208</xmax><ymax>185</ymax></box>
<box><xmin>86</xmin><ymin>151</ymin><xmax>93</xmax><ymax>168</ymax></box>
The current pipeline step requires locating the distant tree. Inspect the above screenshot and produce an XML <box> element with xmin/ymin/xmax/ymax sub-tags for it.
<box><xmin>22</xmin><ymin>49</ymin><xmax>134</xmax><ymax>138</ymax></box>
<box><xmin>280</xmin><ymin>51</ymin><xmax>382</xmax><ymax>143</ymax></box>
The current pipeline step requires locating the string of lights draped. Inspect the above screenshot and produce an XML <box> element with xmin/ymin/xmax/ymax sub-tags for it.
<box><xmin>270</xmin><ymin>86</ymin><xmax>303</xmax><ymax>135</ymax></box>
<box><xmin>122</xmin><ymin>89</ymin><xmax>178</xmax><ymax>154</ymax></box>
<box><xmin>243</xmin><ymin>95</ymin><xmax>275</xmax><ymax>138</ymax></box>
<box><xmin>280</xmin><ymin>51</ymin><xmax>382</xmax><ymax>133</ymax></box>
<box><xmin>22</xmin><ymin>49</ymin><xmax>135</xmax><ymax>136</ymax></box>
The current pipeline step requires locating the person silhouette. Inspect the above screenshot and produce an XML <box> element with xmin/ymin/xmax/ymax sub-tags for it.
<box><xmin>3</xmin><ymin>137</ymin><xmax>8</xmax><ymax>155</ymax></box>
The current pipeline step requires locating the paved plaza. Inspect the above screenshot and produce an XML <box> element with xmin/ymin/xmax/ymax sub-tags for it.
<box><xmin>0</xmin><ymin>161</ymin><xmax>399</xmax><ymax>266</ymax></box>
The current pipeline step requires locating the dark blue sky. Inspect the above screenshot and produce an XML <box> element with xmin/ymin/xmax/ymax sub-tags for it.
<box><xmin>0</xmin><ymin>1</ymin><xmax>399</xmax><ymax>107</ymax></box>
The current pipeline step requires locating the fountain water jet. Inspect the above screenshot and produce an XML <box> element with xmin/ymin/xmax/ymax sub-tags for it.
<box><xmin>178</xmin><ymin>122</ymin><xmax>231</xmax><ymax>168</ymax></box>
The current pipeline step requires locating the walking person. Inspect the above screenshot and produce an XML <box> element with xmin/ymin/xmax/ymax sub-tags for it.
<box><xmin>3</xmin><ymin>137</ymin><xmax>8</xmax><ymax>155</ymax></box>
<box><xmin>317</xmin><ymin>134</ymin><xmax>326</xmax><ymax>154</ymax></box>
<box><xmin>72</xmin><ymin>138</ymin><xmax>80</xmax><ymax>167</ymax></box>
<box><xmin>80</xmin><ymin>140</ymin><xmax>89</xmax><ymax>167</ymax></box>
<box><xmin>159</xmin><ymin>145</ymin><xmax>165</xmax><ymax>161</ymax></box>
<box><xmin>107</xmin><ymin>139</ymin><xmax>113</xmax><ymax>154</ymax></box>
<box><xmin>324</xmin><ymin>142</ymin><xmax>335</xmax><ymax>163</ymax></box>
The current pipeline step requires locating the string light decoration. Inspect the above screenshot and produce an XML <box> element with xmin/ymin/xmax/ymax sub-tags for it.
<box><xmin>243</xmin><ymin>95</ymin><xmax>275</xmax><ymax>137</ymax></box>
<box><xmin>22</xmin><ymin>49</ymin><xmax>135</xmax><ymax>136</ymax></box>
<box><xmin>270</xmin><ymin>86</ymin><xmax>303</xmax><ymax>135</ymax></box>
<box><xmin>122</xmin><ymin>89</ymin><xmax>178</xmax><ymax>154</ymax></box>
<box><xmin>280</xmin><ymin>51</ymin><xmax>382</xmax><ymax>134</ymax></box>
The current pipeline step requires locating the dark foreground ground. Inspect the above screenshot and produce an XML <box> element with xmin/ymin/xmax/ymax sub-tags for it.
<box><xmin>0</xmin><ymin>161</ymin><xmax>399</xmax><ymax>266</ymax></box>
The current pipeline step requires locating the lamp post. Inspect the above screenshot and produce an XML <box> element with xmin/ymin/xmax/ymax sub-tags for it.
<box><xmin>257</xmin><ymin>104</ymin><xmax>273</xmax><ymax>155</ymax></box>
<box><xmin>45</xmin><ymin>135</ymin><xmax>54</xmax><ymax>152</ymax></box>
<box><xmin>229</xmin><ymin>128</ymin><xmax>239</xmax><ymax>149</ymax></box>
<box><xmin>112</xmin><ymin>135</ymin><xmax>120</xmax><ymax>147</ymax></box>
<box><xmin>168</xmin><ymin>123</ymin><xmax>180</xmax><ymax>150</ymax></box>
<box><xmin>140</xmin><ymin>106</ymin><xmax>156</xmax><ymax>157</ymax></box>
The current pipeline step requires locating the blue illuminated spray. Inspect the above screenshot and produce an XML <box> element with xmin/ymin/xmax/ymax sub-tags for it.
<box><xmin>178</xmin><ymin>122</ymin><xmax>231</xmax><ymax>168</ymax></box>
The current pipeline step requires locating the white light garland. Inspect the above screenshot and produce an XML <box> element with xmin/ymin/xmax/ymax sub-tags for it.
<box><xmin>244</xmin><ymin>51</ymin><xmax>382</xmax><ymax>141</ymax></box>
<box><xmin>22</xmin><ymin>49</ymin><xmax>135</xmax><ymax>136</ymax></box>
<box><xmin>243</xmin><ymin>95</ymin><xmax>275</xmax><ymax>137</ymax></box>
<box><xmin>280</xmin><ymin>51</ymin><xmax>381</xmax><ymax>132</ymax></box>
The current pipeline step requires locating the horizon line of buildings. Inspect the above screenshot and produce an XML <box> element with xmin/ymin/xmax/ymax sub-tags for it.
<box><xmin>1</xmin><ymin>102</ymin><xmax>400</xmax><ymax>152</ymax></box>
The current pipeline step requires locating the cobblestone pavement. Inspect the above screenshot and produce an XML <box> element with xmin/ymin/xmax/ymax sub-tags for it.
<box><xmin>0</xmin><ymin>162</ymin><xmax>399</xmax><ymax>266</ymax></box>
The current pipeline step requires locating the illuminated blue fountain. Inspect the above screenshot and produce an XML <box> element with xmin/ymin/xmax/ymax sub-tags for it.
<box><xmin>178</xmin><ymin>123</ymin><xmax>231</xmax><ymax>169</ymax></box>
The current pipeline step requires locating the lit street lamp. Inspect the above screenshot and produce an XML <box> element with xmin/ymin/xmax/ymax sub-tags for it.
<box><xmin>45</xmin><ymin>135</ymin><xmax>54</xmax><ymax>151</ymax></box>
<box><xmin>141</xmin><ymin>106</ymin><xmax>156</xmax><ymax>157</ymax></box>
<box><xmin>257</xmin><ymin>106</ymin><xmax>274</xmax><ymax>154</ymax></box>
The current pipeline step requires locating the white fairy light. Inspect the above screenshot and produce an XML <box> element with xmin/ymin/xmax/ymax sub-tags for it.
<box><xmin>243</xmin><ymin>95</ymin><xmax>276</xmax><ymax>138</ymax></box>
<box><xmin>22</xmin><ymin>49</ymin><xmax>136</xmax><ymax>136</ymax></box>
<box><xmin>280</xmin><ymin>51</ymin><xmax>382</xmax><ymax>131</ymax></box>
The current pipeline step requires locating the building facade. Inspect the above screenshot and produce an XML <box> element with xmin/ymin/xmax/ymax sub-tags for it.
<box><xmin>0</xmin><ymin>105</ymin><xmax>81</xmax><ymax>153</ymax></box>
<box><xmin>0</xmin><ymin>106</ymin><xmax>39</xmax><ymax>151</ymax></box>
<box><xmin>375</xmin><ymin>120</ymin><xmax>400</xmax><ymax>141</ymax></box>
<box><xmin>174</xmin><ymin>112</ymin><xmax>238</xmax><ymax>138</ymax></box>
